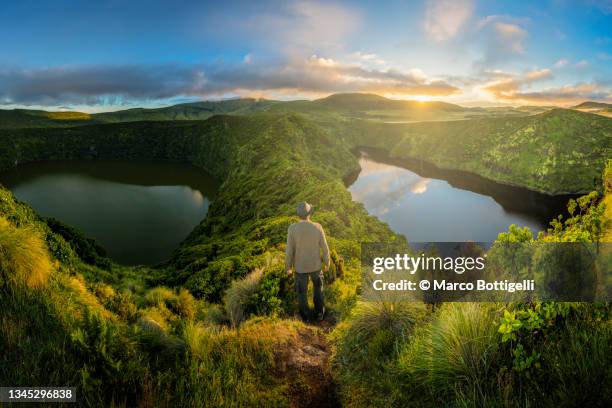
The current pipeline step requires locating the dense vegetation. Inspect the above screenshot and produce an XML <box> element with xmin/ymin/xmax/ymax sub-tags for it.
<box><xmin>1</xmin><ymin>97</ymin><xmax>611</xmax><ymax>406</ymax></box>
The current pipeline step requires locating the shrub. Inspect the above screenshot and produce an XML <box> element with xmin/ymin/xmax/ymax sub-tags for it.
<box><xmin>0</xmin><ymin>216</ymin><xmax>52</xmax><ymax>289</ymax></box>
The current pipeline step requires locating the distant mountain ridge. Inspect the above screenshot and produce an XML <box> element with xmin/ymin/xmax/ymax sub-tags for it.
<box><xmin>313</xmin><ymin>92</ymin><xmax>464</xmax><ymax>111</ymax></box>
<box><xmin>572</xmin><ymin>101</ymin><xmax>612</xmax><ymax>109</ymax></box>
<box><xmin>6</xmin><ymin>94</ymin><xmax>612</xmax><ymax>129</ymax></box>
<box><xmin>0</xmin><ymin>93</ymin><xmax>473</xmax><ymax>128</ymax></box>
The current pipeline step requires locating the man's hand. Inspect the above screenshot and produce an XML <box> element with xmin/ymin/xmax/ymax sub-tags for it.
<box><xmin>286</xmin><ymin>268</ymin><xmax>293</xmax><ymax>277</ymax></box>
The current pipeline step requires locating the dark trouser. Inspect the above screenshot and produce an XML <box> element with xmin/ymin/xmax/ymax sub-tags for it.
<box><xmin>295</xmin><ymin>271</ymin><xmax>324</xmax><ymax>320</ymax></box>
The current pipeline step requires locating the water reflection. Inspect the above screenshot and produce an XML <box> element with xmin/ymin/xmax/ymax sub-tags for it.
<box><xmin>347</xmin><ymin>150</ymin><xmax>575</xmax><ymax>242</ymax></box>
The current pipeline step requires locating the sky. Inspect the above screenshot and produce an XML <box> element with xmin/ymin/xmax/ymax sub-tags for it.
<box><xmin>1</xmin><ymin>0</ymin><xmax>611</xmax><ymax>112</ymax></box>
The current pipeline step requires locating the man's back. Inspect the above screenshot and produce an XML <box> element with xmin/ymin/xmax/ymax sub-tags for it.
<box><xmin>285</xmin><ymin>220</ymin><xmax>330</xmax><ymax>273</ymax></box>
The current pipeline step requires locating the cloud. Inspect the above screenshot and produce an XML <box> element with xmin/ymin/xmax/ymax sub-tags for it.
<box><xmin>0</xmin><ymin>65</ymin><xmax>207</xmax><ymax>106</ymax></box>
<box><xmin>424</xmin><ymin>0</ymin><xmax>473</xmax><ymax>41</ymax></box>
<box><xmin>481</xmin><ymin>69</ymin><xmax>611</xmax><ymax>104</ymax></box>
<box><xmin>506</xmin><ymin>83</ymin><xmax>612</xmax><ymax>104</ymax></box>
<box><xmin>410</xmin><ymin>179</ymin><xmax>432</xmax><ymax>194</ymax></box>
<box><xmin>494</xmin><ymin>23</ymin><xmax>527</xmax><ymax>54</ymax></box>
<box><xmin>352</xmin><ymin>51</ymin><xmax>386</xmax><ymax>65</ymax></box>
<box><xmin>350</xmin><ymin>157</ymin><xmax>431</xmax><ymax>215</ymax></box>
<box><xmin>480</xmin><ymin>68</ymin><xmax>552</xmax><ymax>99</ymax></box>
<box><xmin>0</xmin><ymin>59</ymin><xmax>461</xmax><ymax>106</ymax></box>
<box><xmin>554</xmin><ymin>58</ymin><xmax>569</xmax><ymax>68</ymax></box>
<box><xmin>475</xmin><ymin>15</ymin><xmax>528</xmax><ymax>66</ymax></box>
<box><xmin>574</xmin><ymin>59</ymin><xmax>589</xmax><ymax>68</ymax></box>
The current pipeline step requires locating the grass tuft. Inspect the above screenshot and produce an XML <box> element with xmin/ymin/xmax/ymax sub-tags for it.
<box><xmin>0</xmin><ymin>216</ymin><xmax>52</xmax><ymax>289</ymax></box>
<box><xmin>223</xmin><ymin>268</ymin><xmax>264</xmax><ymax>326</ymax></box>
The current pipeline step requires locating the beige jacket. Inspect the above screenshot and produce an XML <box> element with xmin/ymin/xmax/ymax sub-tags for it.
<box><xmin>285</xmin><ymin>220</ymin><xmax>330</xmax><ymax>273</ymax></box>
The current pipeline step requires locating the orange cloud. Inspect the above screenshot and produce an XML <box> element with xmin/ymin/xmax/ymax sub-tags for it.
<box><xmin>481</xmin><ymin>69</ymin><xmax>611</xmax><ymax>105</ymax></box>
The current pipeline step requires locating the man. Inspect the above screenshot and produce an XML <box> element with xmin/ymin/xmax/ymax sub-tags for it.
<box><xmin>285</xmin><ymin>201</ymin><xmax>330</xmax><ymax>322</ymax></box>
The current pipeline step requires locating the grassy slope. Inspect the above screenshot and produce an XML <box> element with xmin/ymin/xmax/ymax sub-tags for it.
<box><xmin>340</xmin><ymin>108</ymin><xmax>612</xmax><ymax>194</ymax></box>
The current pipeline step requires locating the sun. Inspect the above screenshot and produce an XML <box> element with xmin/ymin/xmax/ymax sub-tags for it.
<box><xmin>411</xmin><ymin>95</ymin><xmax>436</xmax><ymax>102</ymax></box>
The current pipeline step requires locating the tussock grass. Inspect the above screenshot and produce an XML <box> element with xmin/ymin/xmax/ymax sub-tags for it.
<box><xmin>0</xmin><ymin>216</ymin><xmax>52</xmax><ymax>288</ymax></box>
<box><xmin>144</xmin><ymin>286</ymin><xmax>176</xmax><ymax>307</ymax></box>
<box><xmin>332</xmin><ymin>301</ymin><xmax>428</xmax><ymax>407</ymax></box>
<box><xmin>224</xmin><ymin>268</ymin><xmax>264</xmax><ymax>326</ymax></box>
<box><xmin>397</xmin><ymin>303</ymin><xmax>500</xmax><ymax>405</ymax></box>
<box><xmin>174</xmin><ymin>288</ymin><xmax>197</xmax><ymax>319</ymax></box>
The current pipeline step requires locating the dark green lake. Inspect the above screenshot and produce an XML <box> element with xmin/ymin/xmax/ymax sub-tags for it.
<box><xmin>0</xmin><ymin>160</ymin><xmax>218</xmax><ymax>265</ymax></box>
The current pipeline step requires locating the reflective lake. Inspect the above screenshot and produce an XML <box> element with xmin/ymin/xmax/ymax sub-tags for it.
<box><xmin>347</xmin><ymin>149</ymin><xmax>575</xmax><ymax>242</ymax></box>
<box><xmin>0</xmin><ymin>160</ymin><xmax>218</xmax><ymax>265</ymax></box>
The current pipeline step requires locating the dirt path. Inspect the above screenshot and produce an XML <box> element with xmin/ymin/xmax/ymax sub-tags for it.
<box><xmin>273</xmin><ymin>319</ymin><xmax>340</xmax><ymax>408</ymax></box>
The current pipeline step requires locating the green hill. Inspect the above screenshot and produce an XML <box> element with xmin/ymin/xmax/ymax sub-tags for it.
<box><xmin>572</xmin><ymin>101</ymin><xmax>612</xmax><ymax>109</ymax></box>
<box><xmin>314</xmin><ymin>92</ymin><xmax>464</xmax><ymax>112</ymax></box>
<box><xmin>92</xmin><ymin>98</ymin><xmax>279</xmax><ymax>123</ymax></box>
<box><xmin>0</xmin><ymin>99</ymin><xmax>278</xmax><ymax>129</ymax></box>
<box><xmin>0</xmin><ymin>109</ymin><xmax>91</xmax><ymax>128</ymax></box>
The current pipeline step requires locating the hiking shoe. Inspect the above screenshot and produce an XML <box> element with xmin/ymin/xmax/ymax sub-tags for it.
<box><xmin>317</xmin><ymin>307</ymin><xmax>325</xmax><ymax>322</ymax></box>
